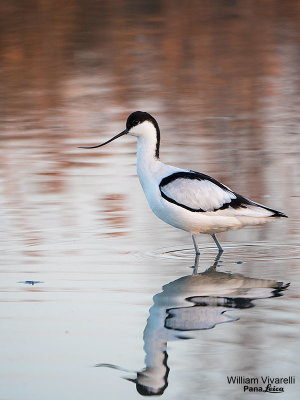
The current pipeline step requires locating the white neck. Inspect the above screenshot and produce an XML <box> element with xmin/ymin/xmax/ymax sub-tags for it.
<box><xmin>129</xmin><ymin>121</ymin><xmax>159</xmax><ymax>162</ymax></box>
<box><xmin>137</xmin><ymin>134</ymin><xmax>158</xmax><ymax>162</ymax></box>
<box><xmin>136</xmin><ymin>134</ymin><xmax>161</xmax><ymax>190</ymax></box>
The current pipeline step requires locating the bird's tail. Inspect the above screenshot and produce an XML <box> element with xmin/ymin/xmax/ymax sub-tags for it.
<box><xmin>252</xmin><ymin>201</ymin><xmax>288</xmax><ymax>218</ymax></box>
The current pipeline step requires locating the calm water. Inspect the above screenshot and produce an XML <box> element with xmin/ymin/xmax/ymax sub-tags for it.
<box><xmin>1</xmin><ymin>1</ymin><xmax>300</xmax><ymax>399</ymax></box>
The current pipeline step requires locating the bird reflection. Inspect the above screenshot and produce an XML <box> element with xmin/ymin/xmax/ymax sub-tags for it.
<box><xmin>97</xmin><ymin>255</ymin><xmax>288</xmax><ymax>396</ymax></box>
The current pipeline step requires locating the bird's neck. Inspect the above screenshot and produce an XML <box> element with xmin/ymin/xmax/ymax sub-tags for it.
<box><xmin>137</xmin><ymin>129</ymin><xmax>159</xmax><ymax>158</ymax></box>
<box><xmin>136</xmin><ymin>135</ymin><xmax>161</xmax><ymax>180</ymax></box>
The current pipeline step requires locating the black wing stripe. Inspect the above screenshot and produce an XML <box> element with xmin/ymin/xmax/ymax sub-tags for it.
<box><xmin>160</xmin><ymin>190</ymin><xmax>206</xmax><ymax>212</ymax></box>
<box><xmin>160</xmin><ymin>171</ymin><xmax>229</xmax><ymax>191</ymax></box>
<box><xmin>159</xmin><ymin>171</ymin><xmax>253</xmax><ymax>213</ymax></box>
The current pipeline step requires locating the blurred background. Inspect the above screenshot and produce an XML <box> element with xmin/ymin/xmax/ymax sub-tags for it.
<box><xmin>0</xmin><ymin>1</ymin><xmax>300</xmax><ymax>399</ymax></box>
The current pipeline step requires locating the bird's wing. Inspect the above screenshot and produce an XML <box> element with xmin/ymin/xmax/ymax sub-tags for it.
<box><xmin>159</xmin><ymin>171</ymin><xmax>251</xmax><ymax>212</ymax></box>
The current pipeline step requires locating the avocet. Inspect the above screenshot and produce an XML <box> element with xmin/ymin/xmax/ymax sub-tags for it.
<box><xmin>80</xmin><ymin>111</ymin><xmax>287</xmax><ymax>255</ymax></box>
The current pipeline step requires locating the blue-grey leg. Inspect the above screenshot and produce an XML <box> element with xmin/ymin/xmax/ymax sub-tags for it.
<box><xmin>211</xmin><ymin>234</ymin><xmax>223</xmax><ymax>253</ymax></box>
<box><xmin>204</xmin><ymin>249</ymin><xmax>223</xmax><ymax>273</ymax></box>
<box><xmin>192</xmin><ymin>234</ymin><xmax>200</xmax><ymax>255</ymax></box>
<box><xmin>192</xmin><ymin>234</ymin><xmax>200</xmax><ymax>272</ymax></box>
<box><xmin>192</xmin><ymin>253</ymin><xmax>200</xmax><ymax>274</ymax></box>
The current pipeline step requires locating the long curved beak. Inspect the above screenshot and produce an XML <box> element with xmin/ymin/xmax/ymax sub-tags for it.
<box><xmin>79</xmin><ymin>129</ymin><xmax>128</xmax><ymax>149</ymax></box>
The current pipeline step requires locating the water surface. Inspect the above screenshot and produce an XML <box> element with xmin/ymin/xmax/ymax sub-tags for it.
<box><xmin>1</xmin><ymin>1</ymin><xmax>300</xmax><ymax>399</ymax></box>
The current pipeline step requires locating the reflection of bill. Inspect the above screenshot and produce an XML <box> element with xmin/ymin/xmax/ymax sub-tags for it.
<box><xmin>97</xmin><ymin>256</ymin><xmax>288</xmax><ymax>397</ymax></box>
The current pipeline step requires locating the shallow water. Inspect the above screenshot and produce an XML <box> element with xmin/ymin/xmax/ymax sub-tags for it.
<box><xmin>1</xmin><ymin>1</ymin><xmax>300</xmax><ymax>399</ymax></box>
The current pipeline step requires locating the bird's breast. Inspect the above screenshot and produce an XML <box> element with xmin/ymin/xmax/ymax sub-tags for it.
<box><xmin>136</xmin><ymin>161</ymin><xmax>167</xmax><ymax>210</ymax></box>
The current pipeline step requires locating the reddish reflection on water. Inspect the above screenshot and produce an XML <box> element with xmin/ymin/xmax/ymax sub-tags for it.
<box><xmin>0</xmin><ymin>2</ymin><xmax>300</xmax><ymax>400</ymax></box>
<box><xmin>1</xmin><ymin>0</ymin><xmax>299</xmax><ymax>225</ymax></box>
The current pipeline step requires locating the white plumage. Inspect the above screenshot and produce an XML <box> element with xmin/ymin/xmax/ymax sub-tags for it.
<box><xmin>160</xmin><ymin>176</ymin><xmax>237</xmax><ymax>211</ymax></box>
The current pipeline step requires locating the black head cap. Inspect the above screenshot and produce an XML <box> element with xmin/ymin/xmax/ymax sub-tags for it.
<box><xmin>126</xmin><ymin>111</ymin><xmax>154</xmax><ymax>130</ymax></box>
<box><xmin>126</xmin><ymin>111</ymin><xmax>160</xmax><ymax>158</ymax></box>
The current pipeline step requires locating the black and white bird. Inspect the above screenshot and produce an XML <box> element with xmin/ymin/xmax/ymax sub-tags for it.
<box><xmin>80</xmin><ymin>111</ymin><xmax>287</xmax><ymax>255</ymax></box>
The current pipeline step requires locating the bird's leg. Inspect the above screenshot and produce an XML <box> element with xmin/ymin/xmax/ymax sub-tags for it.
<box><xmin>192</xmin><ymin>234</ymin><xmax>200</xmax><ymax>273</ymax></box>
<box><xmin>192</xmin><ymin>234</ymin><xmax>200</xmax><ymax>255</ymax></box>
<box><xmin>203</xmin><ymin>251</ymin><xmax>223</xmax><ymax>273</ymax></box>
<box><xmin>214</xmin><ymin>249</ymin><xmax>223</xmax><ymax>266</ymax></box>
<box><xmin>193</xmin><ymin>253</ymin><xmax>200</xmax><ymax>274</ymax></box>
<box><xmin>211</xmin><ymin>234</ymin><xmax>223</xmax><ymax>253</ymax></box>
<box><xmin>211</xmin><ymin>249</ymin><xmax>223</xmax><ymax>271</ymax></box>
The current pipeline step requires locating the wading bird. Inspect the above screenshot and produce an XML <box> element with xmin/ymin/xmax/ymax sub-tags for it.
<box><xmin>80</xmin><ymin>111</ymin><xmax>287</xmax><ymax>257</ymax></box>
